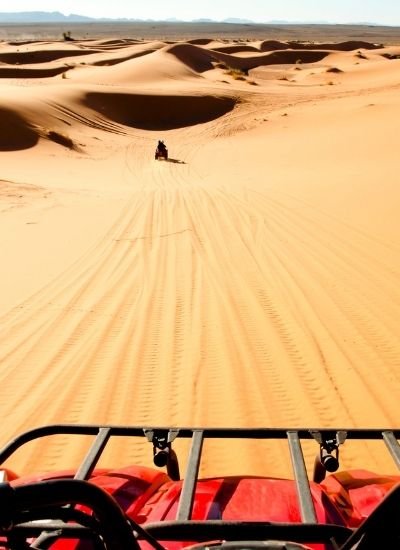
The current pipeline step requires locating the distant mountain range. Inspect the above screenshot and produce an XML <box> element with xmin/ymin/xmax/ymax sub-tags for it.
<box><xmin>0</xmin><ymin>11</ymin><xmax>383</xmax><ymax>26</ymax></box>
<box><xmin>0</xmin><ymin>12</ymin><xmax>93</xmax><ymax>23</ymax></box>
<box><xmin>0</xmin><ymin>12</ymin><xmax>257</xmax><ymax>23</ymax></box>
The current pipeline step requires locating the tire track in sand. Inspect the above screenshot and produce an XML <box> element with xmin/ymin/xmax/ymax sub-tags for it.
<box><xmin>1</xmin><ymin>125</ymin><xmax>399</xmax><ymax>477</ymax></box>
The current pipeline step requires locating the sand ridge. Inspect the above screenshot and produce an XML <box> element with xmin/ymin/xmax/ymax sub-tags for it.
<box><xmin>0</xmin><ymin>36</ymin><xmax>399</xmax><ymax>479</ymax></box>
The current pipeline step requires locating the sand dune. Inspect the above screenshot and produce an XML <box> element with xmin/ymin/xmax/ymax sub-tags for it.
<box><xmin>65</xmin><ymin>47</ymin><xmax>204</xmax><ymax>85</ymax></box>
<box><xmin>87</xmin><ymin>38</ymin><xmax>155</xmax><ymax>49</ymax></box>
<box><xmin>196</xmin><ymin>44</ymin><xmax>331</xmax><ymax>71</ymax></box>
<box><xmin>0</xmin><ymin>36</ymin><xmax>399</xmax><ymax>480</ymax></box>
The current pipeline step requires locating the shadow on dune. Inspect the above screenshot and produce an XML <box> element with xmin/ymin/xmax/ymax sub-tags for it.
<box><xmin>259</xmin><ymin>40</ymin><xmax>382</xmax><ymax>52</ymax></box>
<box><xmin>0</xmin><ymin>108</ymin><xmax>39</xmax><ymax>151</ymax></box>
<box><xmin>167</xmin><ymin>158</ymin><xmax>186</xmax><ymax>164</ymax></box>
<box><xmin>165</xmin><ymin>43</ymin><xmax>217</xmax><ymax>72</ymax></box>
<box><xmin>212</xmin><ymin>45</ymin><xmax>260</xmax><ymax>54</ymax></box>
<box><xmin>257</xmin><ymin>50</ymin><xmax>329</xmax><ymax>66</ymax></box>
<box><xmin>187</xmin><ymin>38</ymin><xmax>214</xmax><ymax>45</ymax></box>
<box><xmin>0</xmin><ymin>66</ymin><xmax>68</xmax><ymax>79</ymax></box>
<box><xmin>82</xmin><ymin>92</ymin><xmax>236</xmax><ymax>130</ymax></box>
<box><xmin>0</xmin><ymin>49</ymin><xmax>100</xmax><ymax>65</ymax></box>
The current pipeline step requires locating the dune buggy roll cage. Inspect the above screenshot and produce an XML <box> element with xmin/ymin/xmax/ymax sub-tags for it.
<box><xmin>0</xmin><ymin>425</ymin><xmax>400</xmax><ymax>549</ymax></box>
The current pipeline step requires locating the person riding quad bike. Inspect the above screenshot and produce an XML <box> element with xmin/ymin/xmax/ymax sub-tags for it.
<box><xmin>155</xmin><ymin>140</ymin><xmax>168</xmax><ymax>160</ymax></box>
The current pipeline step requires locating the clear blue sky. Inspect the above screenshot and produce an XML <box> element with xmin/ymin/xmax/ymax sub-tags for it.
<box><xmin>1</xmin><ymin>0</ymin><xmax>399</xmax><ymax>25</ymax></box>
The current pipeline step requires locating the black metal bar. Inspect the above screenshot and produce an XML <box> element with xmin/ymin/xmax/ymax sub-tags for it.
<box><xmin>74</xmin><ymin>427</ymin><xmax>112</xmax><ymax>480</ymax></box>
<box><xmin>145</xmin><ymin>520</ymin><xmax>352</xmax><ymax>545</ymax></box>
<box><xmin>1</xmin><ymin>521</ymin><xmax>353</xmax><ymax>546</ymax></box>
<box><xmin>287</xmin><ymin>431</ymin><xmax>317</xmax><ymax>524</ymax></box>
<box><xmin>0</xmin><ymin>425</ymin><xmax>153</xmax><ymax>466</ymax></box>
<box><xmin>176</xmin><ymin>430</ymin><xmax>204</xmax><ymax>521</ymax></box>
<box><xmin>2</xmin><ymin>424</ymin><xmax>400</xmax><ymax>467</ymax></box>
<box><xmin>382</xmin><ymin>431</ymin><xmax>400</xmax><ymax>470</ymax></box>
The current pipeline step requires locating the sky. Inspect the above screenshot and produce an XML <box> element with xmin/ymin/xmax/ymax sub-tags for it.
<box><xmin>0</xmin><ymin>0</ymin><xmax>399</xmax><ymax>26</ymax></box>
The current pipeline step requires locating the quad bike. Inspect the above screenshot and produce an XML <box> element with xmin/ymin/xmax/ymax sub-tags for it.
<box><xmin>1</xmin><ymin>425</ymin><xmax>400</xmax><ymax>549</ymax></box>
<box><xmin>155</xmin><ymin>144</ymin><xmax>168</xmax><ymax>160</ymax></box>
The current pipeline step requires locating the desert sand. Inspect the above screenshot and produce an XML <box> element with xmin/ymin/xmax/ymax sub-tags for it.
<box><xmin>0</xmin><ymin>32</ymin><xmax>399</xmax><ymax>480</ymax></box>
